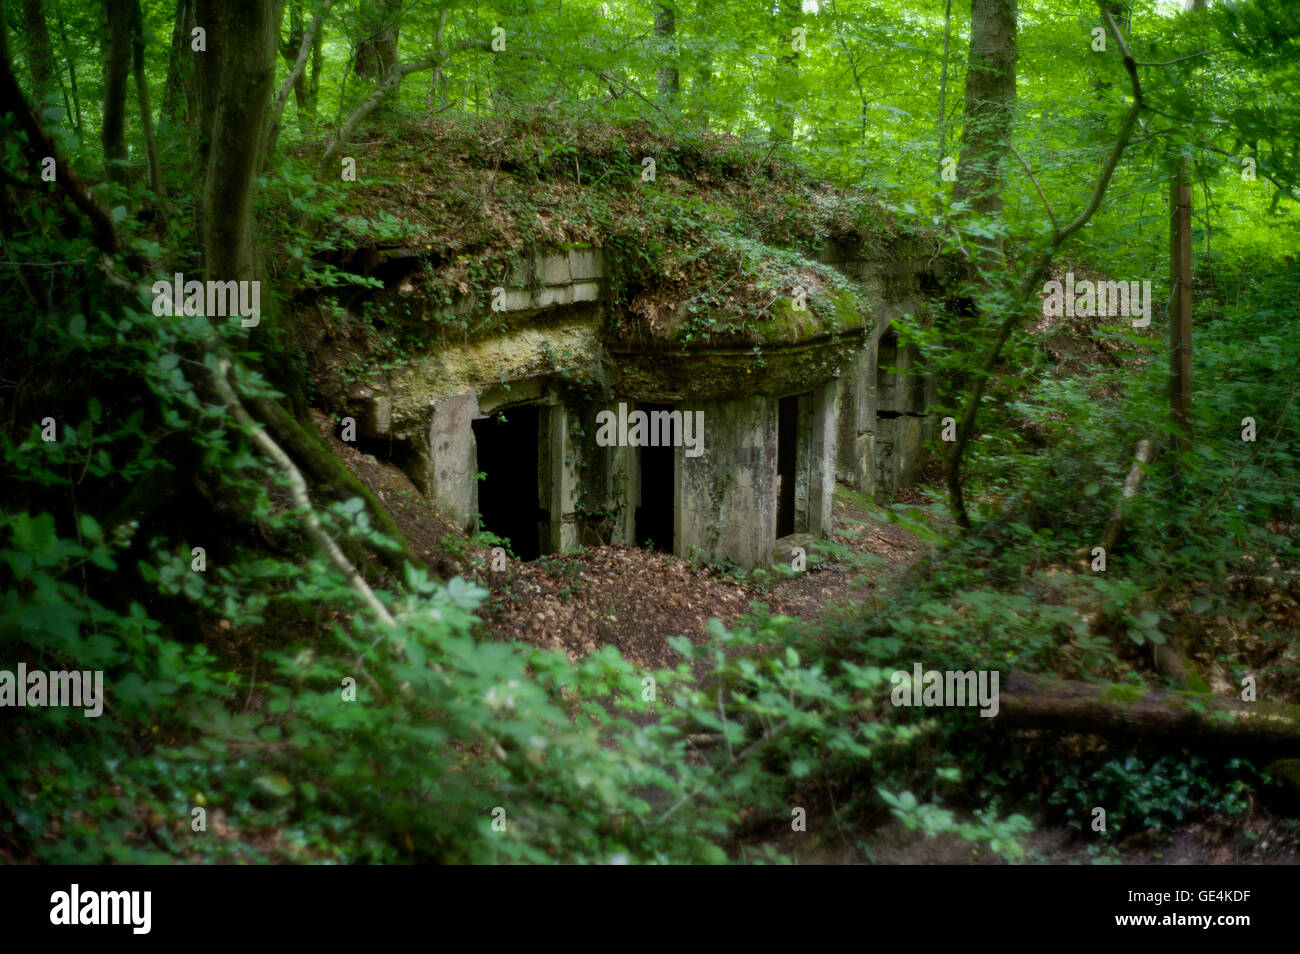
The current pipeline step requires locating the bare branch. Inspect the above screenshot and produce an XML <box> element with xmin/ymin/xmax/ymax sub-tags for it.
<box><xmin>1003</xmin><ymin>135</ymin><xmax>1057</xmax><ymax>231</ymax></box>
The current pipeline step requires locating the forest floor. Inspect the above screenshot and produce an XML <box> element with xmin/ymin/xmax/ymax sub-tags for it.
<box><xmin>325</xmin><ymin>420</ymin><xmax>1300</xmax><ymax>865</ymax></box>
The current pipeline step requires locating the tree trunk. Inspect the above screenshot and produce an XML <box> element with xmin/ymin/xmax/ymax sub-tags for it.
<box><xmin>952</xmin><ymin>0</ymin><xmax>1017</xmax><ymax>220</ymax></box>
<box><xmin>943</xmin><ymin>3</ymin><xmax>1143</xmax><ymax>529</ymax></box>
<box><xmin>199</xmin><ymin>0</ymin><xmax>283</xmax><ymax>285</ymax></box>
<box><xmin>770</xmin><ymin>0</ymin><xmax>800</xmax><ymax>146</ymax></box>
<box><xmin>935</xmin><ymin>0</ymin><xmax>954</xmax><ymax>211</ymax></box>
<box><xmin>655</xmin><ymin>2</ymin><xmax>679</xmax><ymax>102</ymax></box>
<box><xmin>996</xmin><ymin>671</ymin><xmax>1300</xmax><ymax>757</ymax></box>
<box><xmin>266</xmin><ymin>0</ymin><xmax>335</xmax><ymax>166</ymax></box>
<box><xmin>427</xmin><ymin>8</ymin><xmax>448</xmax><ymax>111</ymax></box>
<box><xmin>131</xmin><ymin>0</ymin><xmax>166</xmax><ymax>205</ymax></box>
<box><xmin>20</xmin><ymin>0</ymin><xmax>57</xmax><ymax>106</ymax></box>
<box><xmin>193</xmin><ymin>0</ymin><xmax>225</xmax><ymax>157</ymax></box>
<box><xmin>354</xmin><ymin>0</ymin><xmax>399</xmax><ymax>80</ymax></box>
<box><xmin>160</xmin><ymin>0</ymin><xmax>192</xmax><ymax>124</ymax></box>
<box><xmin>306</xmin><ymin>11</ymin><xmax>323</xmax><ymax>122</ymax></box>
<box><xmin>1169</xmin><ymin>0</ymin><xmax>1203</xmax><ymax>454</ymax></box>
<box><xmin>103</xmin><ymin>0</ymin><xmax>133</xmax><ymax>183</ymax></box>
<box><xmin>694</xmin><ymin>58</ymin><xmax>711</xmax><ymax>129</ymax></box>
<box><xmin>279</xmin><ymin>0</ymin><xmax>309</xmax><ymax>113</ymax></box>
<box><xmin>1098</xmin><ymin>438</ymin><xmax>1153</xmax><ymax>553</ymax></box>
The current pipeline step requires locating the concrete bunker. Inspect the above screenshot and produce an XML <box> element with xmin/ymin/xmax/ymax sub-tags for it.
<box><xmin>335</xmin><ymin>241</ymin><xmax>939</xmax><ymax>570</ymax></box>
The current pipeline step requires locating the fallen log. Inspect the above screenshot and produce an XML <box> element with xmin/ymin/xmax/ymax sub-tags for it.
<box><xmin>995</xmin><ymin>671</ymin><xmax>1300</xmax><ymax>756</ymax></box>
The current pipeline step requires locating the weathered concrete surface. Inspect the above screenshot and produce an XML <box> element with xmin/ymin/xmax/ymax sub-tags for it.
<box><xmin>371</xmin><ymin>316</ymin><xmax>606</xmax><ymax>434</ymax></box>
<box><xmin>675</xmin><ymin>396</ymin><xmax>777</xmax><ymax>569</ymax></box>
<box><xmin>331</xmin><ymin>233</ymin><xmax>939</xmax><ymax>565</ymax></box>
<box><xmin>539</xmin><ymin>404</ymin><xmax>580</xmax><ymax>551</ymax></box>
<box><xmin>836</xmin><ymin>298</ymin><xmax>933</xmax><ymax>499</ymax></box>
<box><xmin>608</xmin><ymin>338</ymin><xmax>862</xmax><ymax>402</ymax></box>
<box><xmin>409</xmin><ymin>389</ymin><xmax>478</xmax><ymax>532</ymax></box>
<box><xmin>809</xmin><ymin>379</ymin><xmax>839</xmax><ymax>537</ymax></box>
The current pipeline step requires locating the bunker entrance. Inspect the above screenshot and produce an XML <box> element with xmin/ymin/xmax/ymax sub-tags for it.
<box><xmin>472</xmin><ymin>405</ymin><xmax>547</xmax><ymax>560</ymax></box>
<box><xmin>777</xmin><ymin>392</ymin><xmax>814</xmax><ymax>538</ymax></box>
<box><xmin>635</xmin><ymin>403</ymin><xmax>675</xmax><ymax>552</ymax></box>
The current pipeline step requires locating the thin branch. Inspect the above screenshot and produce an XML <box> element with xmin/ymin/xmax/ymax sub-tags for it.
<box><xmin>1134</xmin><ymin>49</ymin><xmax>1216</xmax><ymax>68</ymax></box>
<box><xmin>211</xmin><ymin>358</ymin><xmax>395</xmax><ymax>628</ymax></box>
<box><xmin>1003</xmin><ymin>136</ymin><xmax>1057</xmax><ymax>231</ymax></box>
<box><xmin>1200</xmin><ymin>142</ymin><xmax>1300</xmax><ymax>205</ymax></box>
<box><xmin>316</xmin><ymin>39</ymin><xmax>493</xmax><ymax>179</ymax></box>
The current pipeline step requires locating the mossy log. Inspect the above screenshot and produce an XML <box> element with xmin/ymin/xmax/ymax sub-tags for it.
<box><xmin>996</xmin><ymin>671</ymin><xmax>1300</xmax><ymax>756</ymax></box>
<box><xmin>247</xmin><ymin>394</ymin><xmax>427</xmax><ymax>578</ymax></box>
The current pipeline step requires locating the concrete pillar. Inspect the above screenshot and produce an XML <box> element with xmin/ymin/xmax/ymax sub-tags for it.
<box><xmin>541</xmin><ymin>404</ymin><xmax>580</xmax><ymax>551</ymax></box>
<box><xmin>795</xmin><ymin>392</ymin><xmax>814</xmax><ymax>531</ymax></box>
<box><xmin>809</xmin><ymin>378</ymin><xmax>839</xmax><ymax>538</ymax></box>
<box><xmin>675</xmin><ymin>396</ymin><xmax>776</xmax><ymax>570</ymax></box>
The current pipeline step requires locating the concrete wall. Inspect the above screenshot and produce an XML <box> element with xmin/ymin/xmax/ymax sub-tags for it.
<box><xmin>834</xmin><ymin>268</ymin><xmax>935</xmax><ymax>501</ymax></box>
<box><xmin>411</xmin><ymin>389</ymin><xmax>478</xmax><ymax>532</ymax></box>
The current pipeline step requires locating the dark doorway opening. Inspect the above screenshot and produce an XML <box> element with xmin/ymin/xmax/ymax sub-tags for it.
<box><xmin>338</xmin><ymin>429</ymin><xmax>416</xmax><ymax>473</ymax></box>
<box><xmin>636</xmin><ymin>403</ymin><xmax>674</xmax><ymax>551</ymax></box>
<box><xmin>472</xmin><ymin>405</ymin><xmax>546</xmax><ymax>560</ymax></box>
<box><xmin>776</xmin><ymin>395</ymin><xmax>799</xmax><ymax>537</ymax></box>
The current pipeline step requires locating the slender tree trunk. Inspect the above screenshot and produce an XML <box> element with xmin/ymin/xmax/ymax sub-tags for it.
<box><xmin>1170</xmin><ymin>161</ymin><xmax>1194</xmax><ymax>446</ymax></box>
<box><xmin>279</xmin><ymin>1</ymin><xmax>309</xmax><ymax>113</ymax></box>
<box><xmin>131</xmin><ymin>0</ymin><xmax>166</xmax><ymax>205</ymax></box>
<box><xmin>265</xmin><ymin>0</ymin><xmax>334</xmax><ymax>165</ymax></box>
<box><xmin>428</xmin><ymin>8</ymin><xmax>449</xmax><ymax>111</ymax></box>
<box><xmin>770</xmin><ymin>0</ymin><xmax>800</xmax><ymax>145</ymax></box>
<box><xmin>944</xmin><ymin>2</ymin><xmax>1141</xmax><ymax>529</ymax></box>
<box><xmin>20</xmin><ymin>0</ymin><xmax>57</xmax><ymax>105</ymax></box>
<box><xmin>935</xmin><ymin>0</ymin><xmax>954</xmax><ymax>211</ymax></box>
<box><xmin>161</xmin><ymin>0</ymin><xmax>188</xmax><ymax>122</ymax></box>
<box><xmin>952</xmin><ymin>0</ymin><xmax>1017</xmax><ymax>221</ymax></box>
<box><xmin>694</xmin><ymin>58</ymin><xmax>711</xmax><ymax>128</ymax></box>
<box><xmin>103</xmin><ymin>0</ymin><xmax>133</xmax><ymax>183</ymax></box>
<box><xmin>1169</xmin><ymin>0</ymin><xmax>1204</xmax><ymax>453</ymax></box>
<box><xmin>655</xmin><ymin>2</ymin><xmax>679</xmax><ymax>102</ymax></box>
<box><xmin>191</xmin><ymin>0</ymin><xmax>227</xmax><ymax>171</ymax></box>
<box><xmin>56</xmin><ymin>13</ymin><xmax>83</xmax><ymax>132</ymax></box>
<box><xmin>306</xmin><ymin>13</ymin><xmax>322</xmax><ymax>121</ymax></box>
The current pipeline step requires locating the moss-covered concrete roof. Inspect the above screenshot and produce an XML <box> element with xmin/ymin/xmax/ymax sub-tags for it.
<box><xmin>277</xmin><ymin>116</ymin><xmax>930</xmax><ymax>356</ymax></box>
